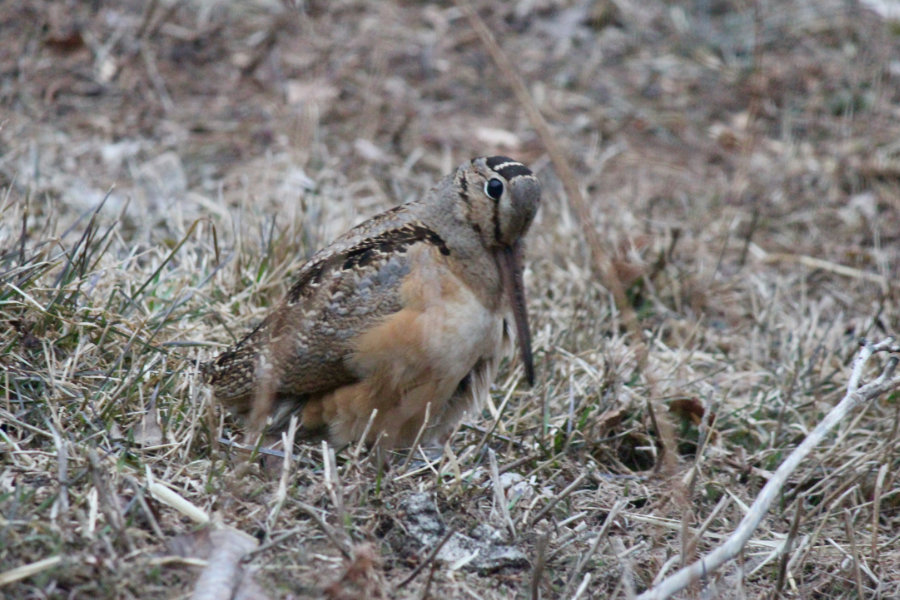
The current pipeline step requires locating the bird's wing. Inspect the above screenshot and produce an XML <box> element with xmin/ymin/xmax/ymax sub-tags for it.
<box><xmin>202</xmin><ymin>213</ymin><xmax>451</xmax><ymax>411</ymax></box>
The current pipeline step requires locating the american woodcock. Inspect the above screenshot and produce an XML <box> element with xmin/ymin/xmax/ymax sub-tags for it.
<box><xmin>202</xmin><ymin>156</ymin><xmax>540</xmax><ymax>448</ymax></box>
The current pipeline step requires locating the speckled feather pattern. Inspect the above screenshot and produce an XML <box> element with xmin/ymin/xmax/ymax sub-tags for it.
<box><xmin>202</xmin><ymin>156</ymin><xmax>541</xmax><ymax>448</ymax></box>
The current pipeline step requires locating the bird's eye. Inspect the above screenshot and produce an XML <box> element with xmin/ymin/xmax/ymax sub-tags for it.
<box><xmin>485</xmin><ymin>178</ymin><xmax>504</xmax><ymax>200</ymax></box>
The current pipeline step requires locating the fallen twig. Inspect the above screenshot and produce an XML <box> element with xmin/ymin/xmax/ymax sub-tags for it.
<box><xmin>488</xmin><ymin>448</ymin><xmax>516</xmax><ymax>539</ymax></box>
<box><xmin>294</xmin><ymin>500</ymin><xmax>351</xmax><ymax>559</ymax></box>
<box><xmin>0</xmin><ymin>556</ymin><xmax>63</xmax><ymax>587</ymax></box>
<box><xmin>636</xmin><ymin>338</ymin><xmax>900</xmax><ymax>600</ymax></box>
<box><xmin>751</xmin><ymin>244</ymin><xmax>890</xmax><ymax>290</ymax></box>
<box><xmin>190</xmin><ymin>527</ymin><xmax>260</xmax><ymax>600</ymax></box>
<box><xmin>396</xmin><ymin>527</ymin><xmax>456</xmax><ymax>589</ymax></box>
<box><xmin>266</xmin><ymin>415</ymin><xmax>299</xmax><ymax>532</ymax></box>
<box><xmin>561</xmin><ymin>500</ymin><xmax>626</xmax><ymax>598</ymax></box>
<box><xmin>147</xmin><ymin>473</ymin><xmax>210</xmax><ymax>525</ymax></box>
<box><xmin>529</xmin><ymin>472</ymin><xmax>588</xmax><ymax>526</ymax></box>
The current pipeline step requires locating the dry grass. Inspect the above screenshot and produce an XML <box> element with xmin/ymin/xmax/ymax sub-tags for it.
<box><xmin>2</xmin><ymin>0</ymin><xmax>900</xmax><ymax>598</ymax></box>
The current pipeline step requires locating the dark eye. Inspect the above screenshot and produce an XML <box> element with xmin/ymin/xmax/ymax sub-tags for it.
<box><xmin>485</xmin><ymin>178</ymin><xmax>504</xmax><ymax>200</ymax></box>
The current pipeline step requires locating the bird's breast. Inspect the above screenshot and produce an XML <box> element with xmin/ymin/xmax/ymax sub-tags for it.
<box><xmin>349</xmin><ymin>244</ymin><xmax>506</xmax><ymax>388</ymax></box>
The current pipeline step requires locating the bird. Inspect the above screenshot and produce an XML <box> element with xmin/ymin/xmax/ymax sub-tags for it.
<box><xmin>202</xmin><ymin>156</ymin><xmax>540</xmax><ymax>449</ymax></box>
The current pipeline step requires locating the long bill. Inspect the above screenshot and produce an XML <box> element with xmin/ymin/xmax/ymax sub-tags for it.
<box><xmin>498</xmin><ymin>243</ymin><xmax>535</xmax><ymax>386</ymax></box>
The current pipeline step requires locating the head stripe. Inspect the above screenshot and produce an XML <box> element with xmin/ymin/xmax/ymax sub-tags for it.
<box><xmin>485</xmin><ymin>156</ymin><xmax>533</xmax><ymax>181</ymax></box>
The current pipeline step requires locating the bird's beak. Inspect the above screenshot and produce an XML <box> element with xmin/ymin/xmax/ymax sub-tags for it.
<box><xmin>498</xmin><ymin>243</ymin><xmax>535</xmax><ymax>386</ymax></box>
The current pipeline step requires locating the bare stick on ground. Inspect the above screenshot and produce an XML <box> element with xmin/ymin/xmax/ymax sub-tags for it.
<box><xmin>190</xmin><ymin>528</ymin><xmax>261</xmax><ymax>600</ymax></box>
<box><xmin>636</xmin><ymin>338</ymin><xmax>900</xmax><ymax>600</ymax></box>
<box><xmin>266</xmin><ymin>415</ymin><xmax>299</xmax><ymax>532</ymax></box>
<box><xmin>395</xmin><ymin>527</ymin><xmax>456</xmax><ymax>590</ymax></box>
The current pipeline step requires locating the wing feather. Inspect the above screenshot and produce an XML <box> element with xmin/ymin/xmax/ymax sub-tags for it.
<box><xmin>202</xmin><ymin>208</ymin><xmax>452</xmax><ymax>417</ymax></box>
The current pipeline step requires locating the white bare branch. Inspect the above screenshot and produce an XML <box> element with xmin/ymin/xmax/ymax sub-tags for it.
<box><xmin>637</xmin><ymin>338</ymin><xmax>900</xmax><ymax>600</ymax></box>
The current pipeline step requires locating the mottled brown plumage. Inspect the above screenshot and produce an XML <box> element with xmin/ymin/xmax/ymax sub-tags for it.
<box><xmin>202</xmin><ymin>156</ymin><xmax>540</xmax><ymax>448</ymax></box>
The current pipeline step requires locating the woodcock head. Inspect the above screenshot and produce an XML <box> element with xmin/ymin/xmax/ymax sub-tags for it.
<box><xmin>445</xmin><ymin>156</ymin><xmax>541</xmax><ymax>385</ymax></box>
<box><xmin>459</xmin><ymin>156</ymin><xmax>541</xmax><ymax>248</ymax></box>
